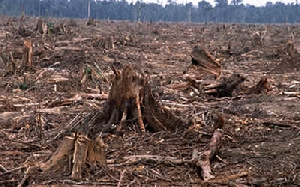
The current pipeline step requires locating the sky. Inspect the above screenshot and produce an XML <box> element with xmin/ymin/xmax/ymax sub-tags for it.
<box><xmin>142</xmin><ymin>0</ymin><xmax>298</xmax><ymax>7</ymax></box>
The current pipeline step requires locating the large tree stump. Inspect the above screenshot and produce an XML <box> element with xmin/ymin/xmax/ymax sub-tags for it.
<box><xmin>98</xmin><ymin>65</ymin><xmax>184</xmax><ymax>133</ymax></box>
<box><xmin>190</xmin><ymin>46</ymin><xmax>222</xmax><ymax>78</ymax></box>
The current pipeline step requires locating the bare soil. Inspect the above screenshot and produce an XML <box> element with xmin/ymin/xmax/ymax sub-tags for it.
<box><xmin>0</xmin><ymin>17</ymin><xmax>299</xmax><ymax>186</ymax></box>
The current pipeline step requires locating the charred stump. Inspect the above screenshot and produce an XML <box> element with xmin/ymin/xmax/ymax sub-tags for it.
<box><xmin>205</xmin><ymin>74</ymin><xmax>246</xmax><ymax>97</ymax></box>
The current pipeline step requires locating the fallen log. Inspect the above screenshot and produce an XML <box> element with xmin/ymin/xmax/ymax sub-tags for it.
<box><xmin>192</xmin><ymin>128</ymin><xmax>223</xmax><ymax>181</ymax></box>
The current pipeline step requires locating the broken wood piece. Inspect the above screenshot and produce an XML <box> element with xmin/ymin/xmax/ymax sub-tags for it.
<box><xmin>42</xmin><ymin>134</ymin><xmax>107</xmax><ymax>178</ymax></box>
<box><xmin>87</xmin><ymin>137</ymin><xmax>108</xmax><ymax>169</ymax></box>
<box><xmin>190</xmin><ymin>46</ymin><xmax>222</xmax><ymax>78</ymax></box>
<box><xmin>0</xmin><ymin>164</ymin><xmax>7</xmax><ymax>173</ymax></box>
<box><xmin>281</xmin><ymin>92</ymin><xmax>300</xmax><ymax>96</ymax></box>
<box><xmin>41</xmin><ymin>135</ymin><xmax>75</xmax><ymax>172</ymax></box>
<box><xmin>208</xmin><ymin>172</ymin><xmax>248</xmax><ymax>184</ymax></box>
<box><xmin>72</xmin><ymin>136</ymin><xmax>89</xmax><ymax>179</ymax></box>
<box><xmin>167</xmin><ymin>76</ymin><xmax>203</xmax><ymax>92</ymax></box>
<box><xmin>193</xmin><ymin>129</ymin><xmax>223</xmax><ymax>181</ymax></box>
<box><xmin>117</xmin><ymin>169</ymin><xmax>126</xmax><ymax>187</ymax></box>
<box><xmin>193</xmin><ymin>114</ymin><xmax>224</xmax><ymax>181</ymax></box>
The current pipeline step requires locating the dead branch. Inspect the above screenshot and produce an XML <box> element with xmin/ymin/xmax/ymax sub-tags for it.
<box><xmin>192</xmin><ymin>129</ymin><xmax>223</xmax><ymax>181</ymax></box>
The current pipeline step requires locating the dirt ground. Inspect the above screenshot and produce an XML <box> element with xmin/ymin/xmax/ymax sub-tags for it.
<box><xmin>0</xmin><ymin>17</ymin><xmax>299</xmax><ymax>186</ymax></box>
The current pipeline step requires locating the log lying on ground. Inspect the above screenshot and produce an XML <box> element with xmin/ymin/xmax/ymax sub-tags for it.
<box><xmin>190</xmin><ymin>46</ymin><xmax>222</xmax><ymax>78</ymax></box>
<box><xmin>205</xmin><ymin>74</ymin><xmax>246</xmax><ymax>97</ymax></box>
<box><xmin>193</xmin><ymin>129</ymin><xmax>223</xmax><ymax>181</ymax></box>
<box><xmin>192</xmin><ymin>114</ymin><xmax>224</xmax><ymax>181</ymax></box>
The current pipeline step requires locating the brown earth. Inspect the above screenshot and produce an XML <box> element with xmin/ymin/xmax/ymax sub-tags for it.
<box><xmin>0</xmin><ymin>17</ymin><xmax>299</xmax><ymax>186</ymax></box>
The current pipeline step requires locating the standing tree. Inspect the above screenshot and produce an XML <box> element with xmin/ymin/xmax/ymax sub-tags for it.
<box><xmin>215</xmin><ymin>0</ymin><xmax>228</xmax><ymax>7</ymax></box>
<box><xmin>231</xmin><ymin>0</ymin><xmax>242</xmax><ymax>6</ymax></box>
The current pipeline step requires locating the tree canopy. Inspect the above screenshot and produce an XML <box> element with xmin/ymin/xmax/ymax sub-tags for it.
<box><xmin>0</xmin><ymin>0</ymin><xmax>300</xmax><ymax>23</ymax></box>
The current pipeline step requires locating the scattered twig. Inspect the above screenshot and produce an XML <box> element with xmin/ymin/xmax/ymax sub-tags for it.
<box><xmin>0</xmin><ymin>164</ymin><xmax>7</xmax><ymax>172</ymax></box>
<box><xmin>117</xmin><ymin>169</ymin><xmax>126</xmax><ymax>187</ymax></box>
<box><xmin>0</xmin><ymin>166</ymin><xmax>26</xmax><ymax>176</ymax></box>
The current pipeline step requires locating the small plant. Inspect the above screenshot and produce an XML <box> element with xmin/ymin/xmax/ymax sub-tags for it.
<box><xmin>47</xmin><ymin>22</ymin><xmax>54</xmax><ymax>33</ymax></box>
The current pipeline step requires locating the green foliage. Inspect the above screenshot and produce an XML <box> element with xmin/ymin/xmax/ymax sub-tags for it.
<box><xmin>47</xmin><ymin>22</ymin><xmax>54</xmax><ymax>33</ymax></box>
<box><xmin>19</xmin><ymin>82</ymin><xmax>28</xmax><ymax>90</ymax></box>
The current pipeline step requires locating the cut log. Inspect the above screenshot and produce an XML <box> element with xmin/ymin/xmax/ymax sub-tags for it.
<box><xmin>190</xmin><ymin>46</ymin><xmax>222</xmax><ymax>78</ymax></box>
<box><xmin>192</xmin><ymin>115</ymin><xmax>224</xmax><ymax>181</ymax></box>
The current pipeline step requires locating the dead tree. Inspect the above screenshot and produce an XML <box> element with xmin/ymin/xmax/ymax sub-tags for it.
<box><xmin>190</xmin><ymin>46</ymin><xmax>222</xmax><ymax>78</ymax></box>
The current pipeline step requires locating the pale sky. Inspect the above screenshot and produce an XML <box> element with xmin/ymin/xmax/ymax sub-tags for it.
<box><xmin>142</xmin><ymin>0</ymin><xmax>298</xmax><ymax>7</ymax></box>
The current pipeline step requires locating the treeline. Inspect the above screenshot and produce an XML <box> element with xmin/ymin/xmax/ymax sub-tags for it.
<box><xmin>0</xmin><ymin>0</ymin><xmax>300</xmax><ymax>23</ymax></box>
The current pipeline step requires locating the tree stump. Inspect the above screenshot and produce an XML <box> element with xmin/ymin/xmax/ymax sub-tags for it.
<box><xmin>98</xmin><ymin>65</ymin><xmax>184</xmax><ymax>133</ymax></box>
<box><xmin>41</xmin><ymin>134</ymin><xmax>107</xmax><ymax>179</ymax></box>
<box><xmin>244</xmin><ymin>77</ymin><xmax>272</xmax><ymax>95</ymax></box>
<box><xmin>35</xmin><ymin>18</ymin><xmax>45</xmax><ymax>34</ymax></box>
<box><xmin>41</xmin><ymin>66</ymin><xmax>184</xmax><ymax>178</ymax></box>
<box><xmin>23</xmin><ymin>40</ymin><xmax>33</xmax><ymax>68</ymax></box>
<box><xmin>190</xmin><ymin>46</ymin><xmax>222</xmax><ymax>78</ymax></box>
